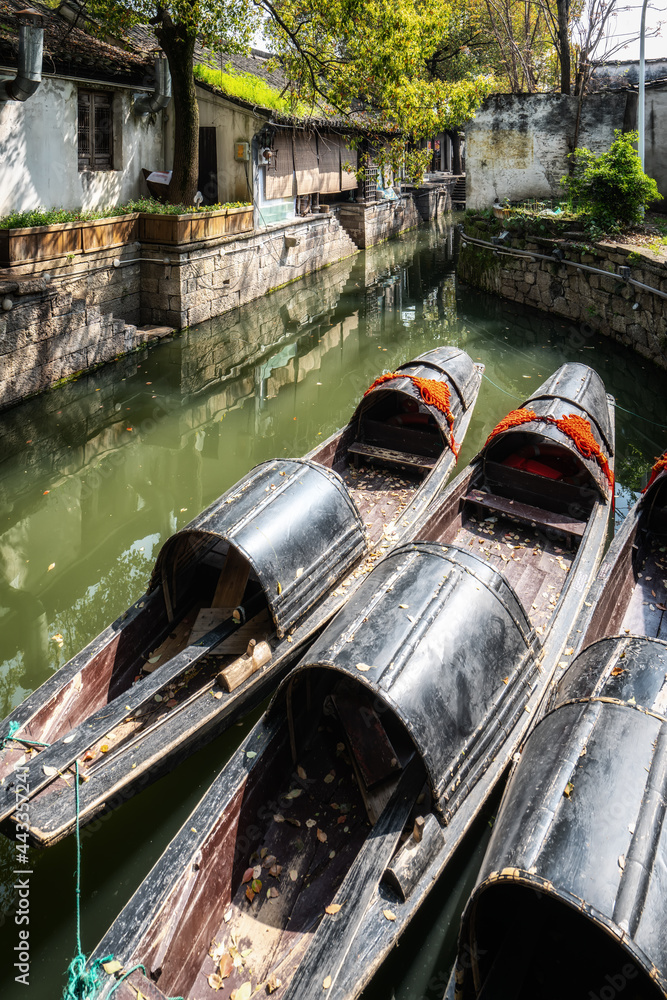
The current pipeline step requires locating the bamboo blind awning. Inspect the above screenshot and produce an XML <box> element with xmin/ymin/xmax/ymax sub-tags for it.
<box><xmin>341</xmin><ymin>142</ymin><xmax>358</xmax><ymax>191</ymax></box>
<box><xmin>293</xmin><ymin>131</ymin><xmax>320</xmax><ymax>195</ymax></box>
<box><xmin>265</xmin><ymin>132</ymin><xmax>294</xmax><ymax>200</ymax></box>
<box><xmin>318</xmin><ymin>134</ymin><xmax>341</xmax><ymax>194</ymax></box>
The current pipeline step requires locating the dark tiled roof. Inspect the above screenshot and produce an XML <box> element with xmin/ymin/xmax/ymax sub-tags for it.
<box><xmin>0</xmin><ymin>0</ymin><xmax>151</xmax><ymax>83</ymax></box>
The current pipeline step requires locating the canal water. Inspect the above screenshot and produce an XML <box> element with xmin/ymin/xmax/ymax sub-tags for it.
<box><xmin>1</xmin><ymin>216</ymin><xmax>666</xmax><ymax>1000</ymax></box>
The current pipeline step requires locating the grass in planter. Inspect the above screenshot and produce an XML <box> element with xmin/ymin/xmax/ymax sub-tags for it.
<box><xmin>123</xmin><ymin>198</ymin><xmax>251</xmax><ymax>215</ymax></box>
<box><xmin>0</xmin><ymin>199</ymin><xmax>251</xmax><ymax>229</ymax></box>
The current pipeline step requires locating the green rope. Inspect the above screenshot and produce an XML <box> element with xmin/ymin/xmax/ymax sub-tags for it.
<box><xmin>482</xmin><ymin>373</ymin><xmax>521</xmax><ymax>400</ymax></box>
<box><xmin>62</xmin><ymin>762</ymin><xmax>184</xmax><ymax>1000</ymax></box>
<box><xmin>2</xmin><ymin>720</ymin><xmax>50</xmax><ymax>751</ymax></box>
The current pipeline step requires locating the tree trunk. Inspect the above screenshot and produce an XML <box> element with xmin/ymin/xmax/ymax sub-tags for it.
<box><xmin>557</xmin><ymin>0</ymin><xmax>570</xmax><ymax>95</ymax></box>
<box><xmin>155</xmin><ymin>18</ymin><xmax>198</xmax><ymax>205</ymax></box>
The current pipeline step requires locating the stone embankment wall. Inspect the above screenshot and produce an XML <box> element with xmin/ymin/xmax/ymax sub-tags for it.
<box><xmin>458</xmin><ymin>217</ymin><xmax>667</xmax><ymax>369</ymax></box>
<box><xmin>0</xmin><ymin>212</ymin><xmax>358</xmax><ymax>411</ymax></box>
<box><xmin>337</xmin><ymin>195</ymin><xmax>421</xmax><ymax>249</ymax></box>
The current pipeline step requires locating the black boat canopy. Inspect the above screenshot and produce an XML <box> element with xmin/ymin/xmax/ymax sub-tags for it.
<box><xmin>349</xmin><ymin>346</ymin><xmax>479</xmax><ymax>452</ymax></box>
<box><xmin>483</xmin><ymin>362</ymin><xmax>615</xmax><ymax>500</ymax></box>
<box><xmin>149</xmin><ymin>459</ymin><xmax>367</xmax><ymax>637</ymax></box>
<box><xmin>454</xmin><ymin>635</ymin><xmax>667</xmax><ymax>1000</ymax></box>
<box><xmin>272</xmin><ymin>542</ymin><xmax>538</xmax><ymax>823</ymax></box>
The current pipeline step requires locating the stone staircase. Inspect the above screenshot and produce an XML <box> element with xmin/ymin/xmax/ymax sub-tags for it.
<box><xmin>451</xmin><ymin>175</ymin><xmax>466</xmax><ymax>209</ymax></box>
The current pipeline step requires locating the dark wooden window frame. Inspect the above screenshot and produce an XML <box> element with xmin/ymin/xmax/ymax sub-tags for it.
<box><xmin>78</xmin><ymin>90</ymin><xmax>114</xmax><ymax>172</ymax></box>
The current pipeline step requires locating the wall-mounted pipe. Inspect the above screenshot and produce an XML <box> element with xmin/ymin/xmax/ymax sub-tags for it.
<box><xmin>3</xmin><ymin>13</ymin><xmax>44</xmax><ymax>103</ymax></box>
<box><xmin>134</xmin><ymin>56</ymin><xmax>171</xmax><ymax>116</ymax></box>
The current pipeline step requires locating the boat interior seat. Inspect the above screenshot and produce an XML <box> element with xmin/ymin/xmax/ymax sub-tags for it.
<box><xmin>464</xmin><ymin>488</ymin><xmax>586</xmax><ymax>544</ymax></box>
<box><xmin>348</xmin><ymin>414</ymin><xmax>444</xmax><ymax>473</ymax></box>
<box><xmin>483</xmin><ymin>459</ymin><xmax>597</xmax><ymax>519</ymax></box>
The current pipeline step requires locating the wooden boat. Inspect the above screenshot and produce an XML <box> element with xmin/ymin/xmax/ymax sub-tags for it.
<box><xmin>446</xmin><ymin>454</ymin><xmax>667</xmax><ymax>1000</ymax></box>
<box><xmin>79</xmin><ymin>363</ymin><xmax>616</xmax><ymax>1000</ymax></box>
<box><xmin>0</xmin><ymin>348</ymin><xmax>482</xmax><ymax>848</ymax></box>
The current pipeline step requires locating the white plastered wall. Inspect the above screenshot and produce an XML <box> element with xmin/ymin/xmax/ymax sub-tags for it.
<box><xmin>0</xmin><ymin>74</ymin><xmax>165</xmax><ymax>214</ymax></box>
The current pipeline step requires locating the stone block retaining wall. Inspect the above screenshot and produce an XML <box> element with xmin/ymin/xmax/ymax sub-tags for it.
<box><xmin>458</xmin><ymin>220</ymin><xmax>667</xmax><ymax>369</ymax></box>
<box><xmin>337</xmin><ymin>195</ymin><xmax>422</xmax><ymax>249</ymax></box>
<box><xmin>0</xmin><ymin>213</ymin><xmax>358</xmax><ymax>411</ymax></box>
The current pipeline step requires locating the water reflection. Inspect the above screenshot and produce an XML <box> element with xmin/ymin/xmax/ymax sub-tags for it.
<box><xmin>0</xmin><ymin>218</ymin><xmax>666</xmax><ymax>1000</ymax></box>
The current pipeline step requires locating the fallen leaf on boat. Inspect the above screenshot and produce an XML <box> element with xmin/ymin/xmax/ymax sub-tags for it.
<box><xmin>618</xmin><ymin>854</ymin><xmax>626</xmax><ymax>870</ymax></box>
<box><xmin>246</xmin><ymin>751</ymin><xmax>257</xmax><ymax>759</ymax></box>
<box><xmin>325</xmin><ymin>904</ymin><xmax>342</xmax><ymax>914</ymax></box>
<box><xmin>383</xmin><ymin>909</ymin><xmax>397</xmax><ymax>921</ymax></box>
<box><xmin>296</xmin><ymin>568</ymin><xmax>304</xmax><ymax>579</ymax></box>
<box><xmin>242</xmin><ymin>868</ymin><xmax>254</xmax><ymax>884</ymax></box>
<box><xmin>336</xmin><ymin>742</ymin><xmax>345</xmax><ymax>752</ymax></box>
<box><xmin>235</xmin><ymin>982</ymin><xmax>252</xmax><ymax>1000</ymax></box>
<box><xmin>337</xmin><ymin>815</ymin><xmax>347</xmax><ymax>824</ymax></box>
<box><xmin>324</xmin><ymin>772</ymin><xmax>335</xmax><ymax>784</ymax></box>
<box><xmin>42</xmin><ymin>765</ymin><xmax>57</xmax><ymax>778</ymax></box>
<box><xmin>209</xmin><ymin>940</ymin><xmax>225</xmax><ymax>962</ymax></box>
<box><xmin>224</xmin><ymin>907</ymin><xmax>233</xmax><ymax>923</ymax></box>
<box><xmin>564</xmin><ymin>782</ymin><xmax>574</xmax><ymax>798</ymax></box>
<box><xmin>102</xmin><ymin>960</ymin><xmax>123</xmax><ymax>975</ymax></box>
<box><xmin>208</xmin><ymin>973</ymin><xmax>223</xmax><ymax>990</ymax></box>
<box><xmin>266</xmin><ymin>975</ymin><xmax>282</xmax><ymax>993</ymax></box>
<box><xmin>286</xmin><ymin>817</ymin><xmax>301</xmax><ymax>827</ymax></box>
<box><xmin>329</xmin><ymin>850</ymin><xmax>336</xmax><ymax>859</ymax></box>
<box><xmin>245</xmin><ymin>887</ymin><xmax>256</xmax><ymax>903</ymax></box>
<box><xmin>284</xmin><ymin>788</ymin><xmax>302</xmax><ymax>799</ymax></box>
<box><xmin>564</xmin><ymin>647</ymin><xmax>574</xmax><ymax>656</ymax></box>
<box><xmin>398</xmin><ymin>604</ymin><xmax>409</xmax><ymax>609</ymax></box>
<box><xmin>51</xmin><ymin>633</ymin><xmax>64</xmax><ymax>643</ymax></box>
<box><xmin>317</xmin><ymin>828</ymin><xmax>327</xmax><ymax>843</ymax></box>
<box><xmin>154</xmin><ymin>694</ymin><xmax>163</xmax><ymax>703</ymax></box>
<box><xmin>356</xmin><ymin>663</ymin><xmax>371</xmax><ymax>672</ymax></box>
<box><xmin>252</xmin><ymin>864</ymin><xmax>262</xmax><ymax>878</ymax></box>
<box><xmin>611</xmin><ymin>666</ymin><xmax>624</xmax><ymax>676</ymax></box>
<box><xmin>297</xmin><ymin>765</ymin><xmax>307</xmax><ymax>780</ymax></box>
<box><xmin>502</xmin><ymin>677</ymin><xmax>508</xmax><ymax>685</ymax></box>
<box><xmin>166</xmin><ymin>699</ymin><xmax>177</xmax><ymax>708</ymax></box>
<box><xmin>273</xmin><ymin>813</ymin><xmax>285</xmax><ymax>823</ymax></box>
<box><xmin>261</xmin><ymin>852</ymin><xmax>275</xmax><ymax>866</ymax></box>
<box><xmin>63</xmin><ymin>733</ymin><xmax>75</xmax><ymax>744</ymax></box>
<box><xmin>290</xmin><ymin>869</ymin><xmax>298</xmax><ymax>881</ymax></box>
<box><xmin>267</xmin><ymin>887</ymin><xmax>280</xmax><ymax>898</ymax></box>
<box><xmin>276</xmin><ymin>582</ymin><xmax>282</xmax><ymax>595</ymax></box>
<box><xmin>323</xmin><ymin>976</ymin><xmax>332</xmax><ymax>989</ymax></box>
<box><xmin>269</xmin><ymin>864</ymin><xmax>282</xmax><ymax>877</ymax></box>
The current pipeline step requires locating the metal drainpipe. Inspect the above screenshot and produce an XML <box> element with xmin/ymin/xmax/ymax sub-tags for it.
<box><xmin>639</xmin><ymin>0</ymin><xmax>649</xmax><ymax>170</ymax></box>
<box><xmin>3</xmin><ymin>13</ymin><xmax>44</xmax><ymax>103</ymax></box>
<box><xmin>134</xmin><ymin>56</ymin><xmax>171</xmax><ymax>116</ymax></box>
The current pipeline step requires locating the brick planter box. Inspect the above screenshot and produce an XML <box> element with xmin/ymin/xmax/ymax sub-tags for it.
<box><xmin>139</xmin><ymin>206</ymin><xmax>252</xmax><ymax>245</ymax></box>
<box><xmin>0</xmin><ymin>220</ymin><xmax>83</xmax><ymax>266</ymax></box>
<box><xmin>81</xmin><ymin>214</ymin><xmax>139</xmax><ymax>252</ymax></box>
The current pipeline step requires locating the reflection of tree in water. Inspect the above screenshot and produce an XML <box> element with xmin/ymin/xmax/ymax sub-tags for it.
<box><xmin>0</xmin><ymin>546</ymin><xmax>153</xmax><ymax>719</ymax></box>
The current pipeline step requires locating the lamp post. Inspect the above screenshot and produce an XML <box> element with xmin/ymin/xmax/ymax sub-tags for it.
<box><xmin>639</xmin><ymin>0</ymin><xmax>649</xmax><ymax>170</ymax></box>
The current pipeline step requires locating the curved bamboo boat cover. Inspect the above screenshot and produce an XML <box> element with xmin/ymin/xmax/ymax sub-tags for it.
<box><xmin>149</xmin><ymin>459</ymin><xmax>368</xmax><ymax>638</ymax></box>
<box><xmin>272</xmin><ymin>541</ymin><xmax>538</xmax><ymax>822</ymax></box>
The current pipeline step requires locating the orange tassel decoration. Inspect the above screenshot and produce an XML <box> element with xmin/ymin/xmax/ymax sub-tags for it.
<box><xmin>364</xmin><ymin>372</ymin><xmax>459</xmax><ymax>456</ymax></box>
<box><xmin>642</xmin><ymin>453</ymin><xmax>667</xmax><ymax>493</ymax></box>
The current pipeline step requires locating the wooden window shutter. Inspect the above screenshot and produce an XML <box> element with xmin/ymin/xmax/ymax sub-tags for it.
<box><xmin>318</xmin><ymin>134</ymin><xmax>341</xmax><ymax>195</ymax></box>
<box><xmin>78</xmin><ymin>92</ymin><xmax>91</xmax><ymax>170</ymax></box>
<box><xmin>78</xmin><ymin>90</ymin><xmax>113</xmax><ymax>171</ymax></box>
<box><xmin>293</xmin><ymin>131</ymin><xmax>319</xmax><ymax>195</ymax></box>
<box><xmin>341</xmin><ymin>142</ymin><xmax>358</xmax><ymax>191</ymax></box>
<box><xmin>265</xmin><ymin>131</ymin><xmax>294</xmax><ymax>200</ymax></box>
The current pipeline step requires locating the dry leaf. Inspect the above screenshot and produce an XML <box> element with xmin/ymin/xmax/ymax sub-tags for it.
<box><xmin>284</xmin><ymin>788</ymin><xmax>302</xmax><ymax>800</ymax></box>
<box><xmin>267</xmin><ymin>887</ymin><xmax>280</xmax><ymax>898</ymax></box>
<box><xmin>383</xmin><ymin>909</ymin><xmax>397</xmax><ymax>921</ymax></box>
<box><xmin>273</xmin><ymin>813</ymin><xmax>285</xmax><ymax>823</ymax></box>
<box><xmin>242</xmin><ymin>867</ymin><xmax>254</xmax><ymax>884</ymax></box>
<box><xmin>297</xmin><ymin>765</ymin><xmax>307</xmax><ymax>780</ymax></box>
<box><xmin>611</xmin><ymin>666</ymin><xmax>624</xmax><ymax>676</ymax></box>
<box><xmin>564</xmin><ymin>782</ymin><xmax>574</xmax><ymax>798</ymax></box>
<box><xmin>325</xmin><ymin>903</ymin><xmax>342</xmax><ymax>914</ymax></box>
<box><xmin>267</xmin><ymin>975</ymin><xmax>282</xmax><ymax>993</ymax></box>
<box><xmin>102</xmin><ymin>960</ymin><xmax>123</xmax><ymax>975</ymax></box>
<box><xmin>208</xmin><ymin>972</ymin><xmax>223</xmax><ymax>990</ymax></box>
<box><xmin>324</xmin><ymin>772</ymin><xmax>335</xmax><ymax>784</ymax></box>
<box><xmin>289</xmin><ymin>869</ymin><xmax>298</xmax><ymax>881</ymax></box>
<box><xmin>317</xmin><ymin>828</ymin><xmax>328</xmax><ymax>843</ymax></box>
<box><xmin>286</xmin><ymin>817</ymin><xmax>301</xmax><ymax>827</ymax></box>
<box><xmin>253</xmin><ymin>865</ymin><xmax>262</xmax><ymax>878</ymax></box>
<box><xmin>323</xmin><ymin>976</ymin><xmax>332</xmax><ymax>990</ymax></box>
<box><xmin>48</xmin><ymin>563</ymin><xmax>55</xmax><ymax>571</ymax></box>
<box><xmin>306</xmin><ymin>819</ymin><xmax>317</xmax><ymax>828</ymax></box>
<box><xmin>236</xmin><ymin>983</ymin><xmax>252</xmax><ymax>1000</ymax></box>
<box><xmin>220</xmin><ymin>954</ymin><xmax>234</xmax><ymax>978</ymax></box>
<box><xmin>618</xmin><ymin>854</ymin><xmax>626</xmax><ymax>871</ymax></box>
<box><xmin>43</xmin><ymin>765</ymin><xmax>58</xmax><ymax>777</ymax></box>
<box><xmin>355</xmin><ymin>662</ymin><xmax>371</xmax><ymax>672</ymax></box>
<box><xmin>245</xmin><ymin>886</ymin><xmax>255</xmax><ymax>903</ymax></box>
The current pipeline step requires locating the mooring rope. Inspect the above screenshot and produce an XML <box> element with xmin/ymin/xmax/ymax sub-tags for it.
<box><xmin>2</xmin><ymin>720</ymin><xmax>51</xmax><ymax>751</ymax></box>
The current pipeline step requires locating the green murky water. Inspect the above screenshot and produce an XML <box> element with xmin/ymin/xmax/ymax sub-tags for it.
<box><xmin>0</xmin><ymin>216</ymin><xmax>666</xmax><ymax>1000</ymax></box>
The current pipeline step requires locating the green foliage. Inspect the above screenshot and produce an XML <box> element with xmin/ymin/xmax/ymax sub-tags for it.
<box><xmin>0</xmin><ymin>200</ymin><xmax>250</xmax><ymax>229</ymax></box>
<box><xmin>562</xmin><ymin>131</ymin><xmax>662</xmax><ymax>237</ymax></box>
<box><xmin>193</xmin><ymin>62</ymin><xmax>296</xmax><ymax>113</ymax></box>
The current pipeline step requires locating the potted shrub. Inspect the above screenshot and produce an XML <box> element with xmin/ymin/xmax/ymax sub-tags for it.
<box><xmin>81</xmin><ymin>212</ymin><xmax>140</xmax><ymax>252</ymax></box>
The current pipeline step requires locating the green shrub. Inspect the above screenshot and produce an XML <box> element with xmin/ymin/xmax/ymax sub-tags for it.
<box><xmin>562</xmin><ymin>130</ymin><xmax>662</xmax><ymax>237</ymax></box>
<box><xmin>0</xmin><ymin>199</ymin><xmax>250</xmax><ymax>229</ymax></box>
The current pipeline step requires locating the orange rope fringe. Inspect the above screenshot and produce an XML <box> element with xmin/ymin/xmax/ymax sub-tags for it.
<box><xmin>364</xmin><ymin>372</ymin><xmax>459</xmax><ymax>457</ymax></box>
<box><xmin>643</xmin><ymin>453</ymin><xmax>667</xmax><ymax>493</ymax></box>
<box><xmin>486</xmin><ymin>407</ymin><xmax>614</xmax><ymax>494</ymax></box>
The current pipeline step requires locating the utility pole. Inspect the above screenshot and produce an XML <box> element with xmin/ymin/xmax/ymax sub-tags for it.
<box><xmin>639</xmin><ymin>0</ymin><xmax>649</xmax><ymax>169</ymax></box>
